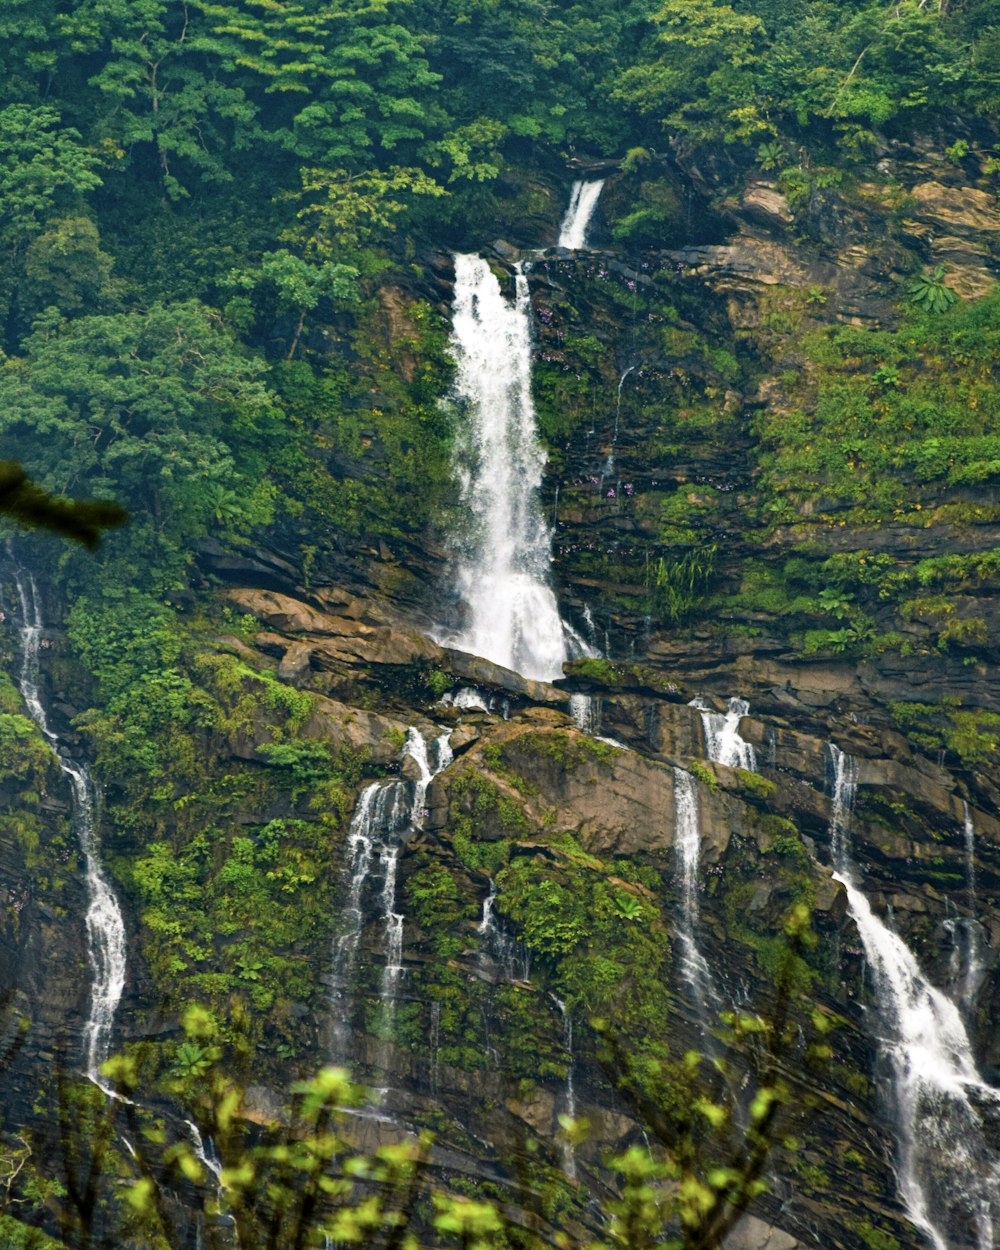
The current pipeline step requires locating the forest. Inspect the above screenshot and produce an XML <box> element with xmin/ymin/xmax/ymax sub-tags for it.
<box><xmin>2</xmin><ymin>1</ymin><xmax>1000</xmax><ymax>1248</ymax></box>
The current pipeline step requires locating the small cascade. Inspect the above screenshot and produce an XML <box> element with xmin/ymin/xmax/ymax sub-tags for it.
<box><xmin>558</xmin><ymin>180</ymin><xmax>605</xmax><ymax>249</ymax></box>
<box><xmin>569</xmin><ymin>693</ymin><xmax>601</xmax><ymax>736</ymax></box>
<box><xmin>477</xmin><ymin>880</ymin><xmax>530</xmax><ymax>982</ymax></box>
<box><xmin>827</xmin><ymin>744</ymin><xmax>1000</xmax><ymax>1250</ymax></box>
<box><xmin>554</xmin><ymin>998</ymin><xmax>577</xmax><ymax>1179</ymax></box>
<box><xmin>186</xmin><ymin>1121</ymin><xmax>237</xmax><ymax>1248</ymax></box>
<box><xmin>692</xmin><ymin>696</ymin><xmax>757</xmax><ymax>771</ymax></box>
<box><xmin>581</xmin><ymin>606</ymin><xmax>598</xmax><ymax>651</ymax></box>
<box><xmin>330</xmin><ymin>728</ymin><xmax>453</xmax><ymax>1061</ymax></box>
<box><xmin>605</xmin><ymin>364</ymin><xmax>636</xmax><ymax>476</ymax></box>
<box><xmin>10</xmin><ymin>569</ymin><xmax>126</xmax><ymax>1086</ymax></box>
<box><xmin>959</xmin><ymin>802</ymin><xmax>988</xmax><ymax>1013</ymax></box>
<box><xmin>672</xmin><ymin>768</ymin><xmax>720</xmax><ymax>1016</ymax></box>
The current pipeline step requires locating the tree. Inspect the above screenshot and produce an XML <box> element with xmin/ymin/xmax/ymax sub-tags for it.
<box><xmin>0</xmin><ymin>907</ymin><xmax>822</xmax><ymax>1250</ymax></box>
<box><xmin>0</xmin><ymin>301</ymin><xmax>282</xmax><ymax>578</ymax></box>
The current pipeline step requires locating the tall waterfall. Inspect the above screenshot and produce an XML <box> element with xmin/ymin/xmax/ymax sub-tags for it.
<box><xmin>11</xmin><ymin>570</ymin><xmax>127</xmax><ymax>1085</ymax></box>
<box><xmin>330</xmin><ymin>728</ymin><xmax>452</xmax><ymax>1060</ymax></box>
<box><xmin>827</xmin><ymin>744</ymin><xmax>1000</xmax><ymax>1250</ymax></box>
<box><xmin>692</xmin><ymin>696</ymin><xmax>757</xmax><ymax>770</ymax></box>
<box><xmin>672</xmin><ymin>768</ymin><xmax>720</xmax><ymax>1015</ymax></box>
<box><xmin>558</xmin><ymin>180</ymin><xmax>605</xmax><ymax>249</ymax></box>
<box><xmin>441</xmin><ymin>254</ymin><xmax>572</xmax><ymax>681</ymax></box>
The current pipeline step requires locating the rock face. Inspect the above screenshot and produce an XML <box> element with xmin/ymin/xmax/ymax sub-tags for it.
<box><xmin>5</xmin><ymin>136</ymin><xmax>1000</xmax><ymax>1250</ymax></box>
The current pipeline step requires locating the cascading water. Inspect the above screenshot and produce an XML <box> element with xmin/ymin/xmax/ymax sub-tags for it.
<box><xmin>692</xmin><ymin>696</ymin><xmax>757</xmax><ymax>771</ymax></box>
<box><xmin>827</xmin><ymin>744</ymin><xmax>1000</xmax><ymax>1250</ymax></box>
<box><xmin>554</xmin><ymin>998</ymin><xmax>578</xmax><ymax>1179</ymax></box>
<box><xmin>477</xmin><ymin>879</ymin><xmax>530</xmax><ymax>982</ymax></box>
<box><xmin>958</xmin><ymin>802</ymin><xmax>988</xmax><ymax>1014</ymax></box>
<box><xmin>11</xmin><ymin>569</ymin><xmax>126</xmax><ymax>1086</ymax></box>
<box><xmin>672</xmin><ymin>768</ymin><xmax>720</xmax><ymax>1016</ymax></box>
<box><xmin>605</xmin><ymin>364</ymin><xmax>636</xmax><ymax>477</ymax></box>
<box><xmin>569</xmin><ymin>693</ymin><xmax>601</xmax><ymax>737</ymax></box>
<box><xmin>558</xmin><ymin>180</ymin><xmax>605</xmax><ymax>249</ymax></box>
<box><xmin>440</xmin><ymin>254</ymin><xmax>587</xmax><ymax>682</ymax></box>
<box><xmin>330</xmin><ymin>728</ymin><xmax>453</xmax><ymax>1061</ymax></box>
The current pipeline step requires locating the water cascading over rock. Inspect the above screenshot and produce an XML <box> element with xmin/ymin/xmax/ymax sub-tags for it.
<box><xmin>827</xmin><ymin>744</ymin><xmax>1000</xmax><ymax>1250</ymax></box>
<box><xmin>439</xmin><ymin>254</ymin><xmax>579</xmax><ymax>682</ymax></box>
<box><xmin>692</xmin><ymin>696</ymin><xmax>757</xmax><ymax>770</ymax></box>
<box><xmin>330</xmin><ymin>727</ymin><xmax>452</xmax><ymax>1065</ymax></box>
<box><xmin>672</xmin><ymin>767</ymin><xmax>721</xmax><ymax>1020</ymax></box>
<box><xmin>557</xmin><ymin>180</ymin><xmax>605</xmax><ymax>249</ymax></box>
<box><xmin>11</xmin><ymin>569</ymin><xmax>126</xmax><ymax>1087</ymax></box>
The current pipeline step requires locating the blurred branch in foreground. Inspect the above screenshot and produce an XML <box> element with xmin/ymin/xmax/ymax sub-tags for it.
<box><xmin>0</xmin><ymin>462</ymin><xmax>127</xmax><ymax>548</ymax></box>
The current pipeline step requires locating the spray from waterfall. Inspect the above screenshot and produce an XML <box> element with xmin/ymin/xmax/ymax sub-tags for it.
<box><xmin>692</xmin><ymin>696</ymin><xmax>757</xmax><ymax>771</ymax></box>
<box><xmin>558</xmin><ymin>180</ymin><xmax>605</xmax><ymax>249</ymax></box>
<box><xmin>11</xmin><ymin>569</ymin><xmax>126</xmax><ymax>1087</ymax></box>
<box><xmin>827</xmin><ymin>744</ymin><xmax>1000</xmax><ymax>1250</ymax></box>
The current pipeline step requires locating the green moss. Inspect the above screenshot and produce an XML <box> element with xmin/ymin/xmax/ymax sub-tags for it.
<box><xmin>735</xmin><ymin>769</ymin><xmax>776</xmax><ymax>800</ymax></box>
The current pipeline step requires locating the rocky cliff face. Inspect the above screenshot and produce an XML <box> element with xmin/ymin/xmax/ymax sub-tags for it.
<box><xmin>4</xmin><ymin>137</ymin><xmax>1000</xmax><ymax>1250</ymax></box>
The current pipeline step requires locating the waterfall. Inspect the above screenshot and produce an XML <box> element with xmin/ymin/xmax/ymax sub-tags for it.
<box><xmin>827</xmin><ymin>744</ymin><xmax>1000</xmax><ymax>1250</ymax></box>
<box><xmin>672</xmin><ymin>768</ymin><xmax>720</xmax><ymax>1016</ymax></box>
<box><xmin>330</xmin><ymin>729</ymin><xmax>453</xmax><ymax>1060</ymax></box>
<box><xmin>11</xmin><ymin>569</ymin><xmax>127</xmax><ymax>1086</ymax></box>
<box><xmin>605</xmin><ymin>364</ymin><xmax>636</xmax><ymax>476</ymax></box>
<box><xmin>477</xmin><ymin>879</ymin><xmax>530</xmax><ymax>982</ymax></box>
<box><xmin>558</xmin><ymin>180</ymin><xmax>605</xmax><ymax>249</ymax></box>
<box><xmin>554</xmin><ymin>998</ymin><xmax>577</xmax><ymax>1179</ymax></box>
<box><xmin>569</xmin><ymin>693</ymin><xmax>601</xmax><ymax>736</ymax></box>
<box><xmin>959</xmin><ymin>802</ymin><xmax>988</xmax><ymax>1014</ymax></box>
<box><xmin>440</xmin><ymin>254</ymin><xmax>577</xmax><ymax>682</ymax></box>
<box><xmin>441</xmin><ymin>686</ymin><xmax>491</xmax><ymax>713</ymax></box>
<box><xmin>692</xmin><ymin>696</ymin><xmax>757</xmax><ymax>771</ymax></box>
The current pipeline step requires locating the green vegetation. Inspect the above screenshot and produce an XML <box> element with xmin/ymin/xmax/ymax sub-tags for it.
<box><xmin>0</xmin><ymin>2</ymin><xmax>995</xmax><ymax>1246</ymax></box>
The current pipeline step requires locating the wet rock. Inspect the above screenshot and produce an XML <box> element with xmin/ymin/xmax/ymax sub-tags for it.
<box><xmin>723</xmin><ymin>1213</ymin><xmax>803</xmax><ymax>1250</ymax></box>
<box><xmin>739</xmin><ymin>182</ymin><xmax>794</xmax><ymax>229</ymax></box>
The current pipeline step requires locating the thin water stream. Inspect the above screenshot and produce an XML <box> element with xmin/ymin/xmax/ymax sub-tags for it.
<box><xmin>672</xmin><ymin>767</ymin><xmax>721</xmax><ymax>1018</ymax></box>
<box><xmin>558</xmin><ymin>180</ymin><xmax>605</xmax><ymax>249</ymax></box>
<box><xmin>330</xmin><ymin>728</ymin><xmax>453</xmax><ymax>1067</ymax></box>
<box><xmin>10</xmin><ymin>568</ymin><xmax>126</xmax><ymax>1086</ymax></box>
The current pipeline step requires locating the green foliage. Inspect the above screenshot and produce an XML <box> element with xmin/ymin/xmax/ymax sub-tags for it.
<box><xmin>908</xmin><ymin>265</ymin><xmax>957</xmax><ymax>314</ymax></box>
<box><xmin>646</xmin><ymin>545</ymin><xmax>717</xmax><ymax>623</ymax></box>
<box><xmin>857</xmin><ymin>1219</ymin><xmax>901</xmax><ymax>1250</ymax></box>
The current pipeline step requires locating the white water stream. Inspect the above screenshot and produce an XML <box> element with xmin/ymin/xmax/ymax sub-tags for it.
<box><xmin>554</xmin><ymin>997</ymin><xmax>578</xmax><ymax>1179</ymax></box>
<box><xmin>330</xmin><ymin>728</ymin><xmax>453</xmax><ymax>1061</ymax></box>
<box><xmin>672</xmin><ymin>767</ymin><xmax>720</xmax><ymax>1016</ymax></box>
<box><xmin>12</xmin><ymin>569</ymin><xmax>126</xmax><ymax>1086</ymax></box>
<box><xmin>958</xmin><ymin>802</ymin><xmax>988</xmax><ymax>1014</ymax></box>
<box><xmin>827</xmin><ymin>745</ymin><xmax>1000</xmax><ymax>1250</ymax></box>
<box><xmin>440</xmin><ymin>254</ymin><xmax>574</xmax><ymax>681</ymax></box>
<box><xmin>558</xmin><ymin>180</ymin><xmax>605</xmax><ymax>249</ymax></box>
<box><xmin>477</xmin><ymin>879</ymin><xmax>530</xmax><ymax>982</ymax></box>
<box><xmin>692</xmin><ymin>696</ymin><xmax>757</xmax><ymax>771</ymax></box>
